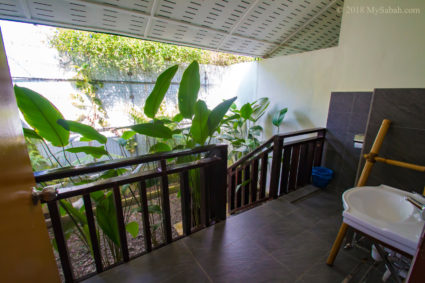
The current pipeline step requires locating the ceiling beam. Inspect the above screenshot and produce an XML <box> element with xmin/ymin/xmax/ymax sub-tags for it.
<box><xmin>265</xmin><ymin>0</ymin><xmax>338</xmax><ymax>58</ymax></box>
<box><xmin>216</xmin><ymin>0</ymin><xmax>261</xmax><ymax>51</ymax></box>
<box><xmin>143</xmin><ymin>0</ymin><xmax>159</xmax><ymax>38</ymax></box>
<box><xmin>77</xmin><ymin>0</ymin><xmax>277</xmax><ymax>52</ymax></box>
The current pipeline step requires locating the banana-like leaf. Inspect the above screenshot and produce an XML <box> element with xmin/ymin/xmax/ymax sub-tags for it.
<box><xmin>272</xmin><ymin>107</ymin><xmax>288</xmax><ymax>127</ymax></box>
<box><xmin>125</xmin><ymin>221</ymin><xmax>139</xmax><ymax>238</ymax></box>
<box><xmin>131</xmin><ymin>120</ymin><xmax>172</xmax><ymax>139</ymax></box>
<box><xmin>66</xmin><ymin>145</ymin><xmax>108</xmax><ymax>158</ymax></box>
<box><xmin>240</xmin><ymin>103</ymin><xmax>253</xmax><ymax>120</ymax></box>
<box><xmin>57</xmin><ymin>119</ymin><xmax>107</xmax><ymax>144</ymax></box>
<box><xmin>178</xmin><ymin>61</ymin><xmax>200</xmax><ymax>119</ymax></box>
<box><xmin>249</xmin><ymin>125</ymin><xmax>263</xmax><ymax>136</ymax></box>
<box><xmin>172</xmin><ymin>113</ymin><xmax>184</xmax><ymax>122</ymax></box>
<box><xmin>23</xmin><ymin>128</ymin><xmax>43</xmax><ymax>140</ymax></box>
<box><xmin>207</xmin><ymin>97</ymin><xmax>237</xmax><ymax>135</ymax></box>
<box><xmin>149</xmin><ymin>142</ymin><xmax>171</xmax><ymax>153</ymax></box>
<box><xmin>144</xmin><ymin>65</ymin><xmax>178</xmax><ymax>118</ymax></box>
<box><xmin>251</xmin><ymin>97</ymin><xmax>270</xmax><ymax>122</ymax></box>
<box><xmin>15</xmin><ymin>86</ymin><xmax>69</xmax><ymax>147</ymax></box>
<box><xmin>236</xmin><ymin>179</ymin><xmax>251</xmax><ymax>192</ymax></box>
<box><xmin>190</xmin><ymin>100</ymin><xmax>210</xmax><ymax>145</ymax></box>
<box><xmin>95</xmin><ymin>192</ymin><xmax>120</xmax><ymax>246</ymax></box>
<box><xmin>59</xmin><ymin>199</ymin><xmax>87</xmax><ymax>226</ymax></box>
<box><xmin>121</xmin><ymin>130</ymin><xmax>136</xmax><ymax>140</ymax></box>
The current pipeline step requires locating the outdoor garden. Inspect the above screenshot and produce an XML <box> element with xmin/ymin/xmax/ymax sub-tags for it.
<box><xmin>16</xmin><ymin>28</ymin><xmax>287</xmax><ymax>280</ymax></box>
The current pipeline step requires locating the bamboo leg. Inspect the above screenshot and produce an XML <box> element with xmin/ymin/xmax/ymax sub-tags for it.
<box><xmin>326</xmin><ymin>222</ymin><xmax>348</xmax><ymax>266</ymax></box>
<box><xmin>326</xmin><ymin>120</ymin><xmax>391</xmax><ymax>266</ymax></box>
<box><xmin>356</xmin><ymin>119</ymin><xmax>391</xmax><ymax>187</ymax></box>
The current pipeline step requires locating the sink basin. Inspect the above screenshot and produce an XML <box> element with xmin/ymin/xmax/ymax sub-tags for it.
<box><xmin>343</xmin><ymin>185</ymin><xmax>425</xmax><ymax>255</ymax></box>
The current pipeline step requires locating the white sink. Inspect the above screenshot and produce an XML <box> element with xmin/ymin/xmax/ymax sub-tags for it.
<box><xmin>343</xmin><ymin>185</ymin><xmax>425</xmax><ymax>255</ymax></box>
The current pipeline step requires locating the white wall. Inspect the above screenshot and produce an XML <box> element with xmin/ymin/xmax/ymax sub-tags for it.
<box><xmin>236</xmin><ymin>0</ymin><xmax>425</xmax><ymax>137</ymax></box>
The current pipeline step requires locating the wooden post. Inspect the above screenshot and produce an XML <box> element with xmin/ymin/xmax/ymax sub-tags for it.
<box><xmin>269</xmin><ymin>136</ymin><xmax>283</xmax><ymax>199</ymax></box>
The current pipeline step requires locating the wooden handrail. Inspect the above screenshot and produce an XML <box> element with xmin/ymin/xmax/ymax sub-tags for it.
<box><xmin>228</xmin><ymin>127</ymin><xmax>326</xmax><ymax>171</ymax></box>
<box><xmin>34</xmin><ymin>144</ymin><xmax>227</xmax><ymax>182</ymax></box>
<box><xmin>49</xmin><ymin>157</ymin><xmax>221</xmax><ymax>200</ymax></box>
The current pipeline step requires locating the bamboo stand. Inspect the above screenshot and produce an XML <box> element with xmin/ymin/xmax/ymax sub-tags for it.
<box><xmin>326</xmin><ymin>119</ymin><xmax>425</xmax><ymax>266</ymax></box>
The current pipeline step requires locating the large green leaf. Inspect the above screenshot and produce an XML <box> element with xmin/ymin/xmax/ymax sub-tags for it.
<box><xmin>57</xmin><ymin>119</ymin><xmax>107</xmax><ymax>144</ymax></box>
<box><xmin>149</xmin><ymin>142</ymin><xmax>171</xmax><ymax>153</ymax></box>
<box><xmin>190</xmin><ymin>100</ymin><xmax>210</xmax><ymax>145</ymax></box>
<box><xmin>96</xmin><ymin>192</ymin><xmax>120</xmax><ymax>246</ymax></box>
<box><xmin>272</xmin><ymin>107</ymin><xmax>288</xmax><ymax>127</ymax></box>
<box><xmin>125</xmin><ymin>221</ymin><xmax>139</xmax><ymax>238</ymax></box>
<box><xmin>240</xmin><ymin>103</ymin><xmax>253</xmax><ymax>120</ymax></box>
<box><xmin>131</xmin><ymin>120</ymin><xmax>172</xmax><ymax>139</ymax></box>
<box><xmin>178</xmin><ymin>61</ymin><xmax>200</xmax><ymax>119</ymax></box>
<box><xmin>59</xmin><ymin>200</ymin><xmax>87</xmax><ymax>226</ymax></box>
<box><xmin>121</xmin><ymin>130</ymin><xmax>136</xmax><ymax>140</ymax></box>
<box><xmin>144</xmin><ymin>65</ymin><xmax>178</xmax><ymax>118</ymax></box>
<box><xmin>207</xmin><ymin>97</ymin><xmax>237</xmax><ymax>135</ymax></box>
<box><xmin>66</xmin><ymin>146</ymin><xmax>108</xmax><ymax>158</ymax></box>
<box><xmin>14</xmin><ymin>86</ymin><xmax>69</xmax><ymax>146</ymax></box>
<box><xmin>251</xmin><ymin>97</ymin><xmax>270</xmax><ymax>122</ymax></box>
<box><xmin>23</xmin><ymin>128</ymin><xmax>43</xmax><ymax>140</ymax></box>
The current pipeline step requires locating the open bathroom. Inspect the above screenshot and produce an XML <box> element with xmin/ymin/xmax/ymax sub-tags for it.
<box><xmin>1</xmin><ymin>0</ymin><xmax>425</xmax><ymax>282</ymax></box>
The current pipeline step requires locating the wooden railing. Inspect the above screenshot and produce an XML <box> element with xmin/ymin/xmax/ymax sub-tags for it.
<box><xmin>35</xmin><ymin>145</ymin><xmax>227</xmax><ymax>282</ymax></box>
<box><xmin>227</xmin><ymin>128</ymin><xmax>326</xmax><ymax>214</ymax></box>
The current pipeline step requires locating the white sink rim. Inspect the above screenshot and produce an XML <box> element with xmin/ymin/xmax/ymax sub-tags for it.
<box><xmin>343</xmin><ymin>184</ymin><xmax>425</xmax><ymax>256</ymax></box>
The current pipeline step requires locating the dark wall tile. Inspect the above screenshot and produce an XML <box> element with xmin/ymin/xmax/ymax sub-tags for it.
<box><xmin>328</xmin><ymin>92</ymin><xmax>355</xmax><ymax>113</ymax></box>
<box><xmin>325</xmin><ymin>92</ymin><xmax>372</xmax><ymax>193</ymax></box>
<box><xmin>361</xmin><ymin>89</ymin><xmax>425</xmax><ymax>192</ymax></box>
<box><xmin>368</xmin><ymin>89</ymin><xmax>425</xmax><ymax>130</ymax></box>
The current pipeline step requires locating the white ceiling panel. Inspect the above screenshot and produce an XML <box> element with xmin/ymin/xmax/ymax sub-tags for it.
<box><xmin>0</xmin><ymin>0</ymin><xmax>344</xmax><ymax>58</ymax></box>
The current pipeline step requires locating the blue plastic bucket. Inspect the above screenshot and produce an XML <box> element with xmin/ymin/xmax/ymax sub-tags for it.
<box><xmin>311</xmin><ymin>167</ymin><xmax>333</xmax><ymax>188</ymax></box>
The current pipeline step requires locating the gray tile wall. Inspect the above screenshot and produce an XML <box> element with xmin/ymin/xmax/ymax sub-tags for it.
<box><xmin>360</xmin><ymin>89</ymin><xmax>425</xmax><ymax>193</ymax></box>
<box><xmin>325</xmin><ymin>92</ymin><xmax>372</xmax><ymax>193</ymax></box>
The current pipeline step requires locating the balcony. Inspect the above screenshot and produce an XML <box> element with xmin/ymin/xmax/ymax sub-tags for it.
<box><xmin>34</xmin><ymin>128</ymin><xmax>378</xmax><ymax>283</ymax></box>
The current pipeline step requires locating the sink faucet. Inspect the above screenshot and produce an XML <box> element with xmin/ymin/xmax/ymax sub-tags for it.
<box><xmin>405</xmin><ymin>193</ymin><xmax>425</xmax><ymax>220</ymax></box>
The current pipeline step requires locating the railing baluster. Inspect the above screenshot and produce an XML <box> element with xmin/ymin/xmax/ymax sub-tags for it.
<box><xmin>179</xmin><ymin>171</ymin><xmax>191</xmax><ymax>235</ymax></box>
<box><xmin>200</xmin><ymin>166</ymin><xmax>210</xmax><ymax>227</ymax></box>
<box><xmin>229</xmin><ymin>170</ymin><xmax>236</xmax><ymax>211</ymax></box>
<box><xmin>259</xmin><ymin>153</ymin><xmax>268</xmax><ymax>199</ymax></box>
<box><xmin>269</xmin><ymin>136</ymin><xmax>283</xmax><ymax>198</ymax></box>
<box><xmin>159</xmin><ymin>160</ymin><xmax>173</xmax><ymax>244</ymax></box>
<box><xmin>279</xmin><ymin>146</ymin><xmax>292</xmax><ymax>196</ymax></box>
<box><xmin>243</xmin><ymin>165</ymin><xmax>250</xmax><ymax>205</ymax></box>
<box><xmin>83</xmin><ymin>194</ymin><xmax>103</xmax><ymax>273</ymax></box>
<box><xmin>235</xmin><ymin>167</ymin><xmax>242</xmax><ymax>209</ymax></box>
<box><xmin>314</xmin><ymin>130</ymin><xmax>326</xmax><ymax>166</ymax></box>
<box><xmin>138</xmin><ymin>180</ymin><xmax>152</xmax><ymax>252</ymax></box>
<box><xmin>297</xmin><ymin>144</ymin><xmax>308</xmax><ymax>188</ymax></box>
<box><xmin>47</xmin><ymin>201</ymin><xmax>74</xmax><ymax>282</ymax></box>
<box><xmin>288</xmin><ymin>145</ymin><xmax>300</xmax><ymax>192</ymax></box>
<box><xmin>250</xmin><ymin>158</ymin><xmax>259</xmax><ymax>202</ymax></box>
<box><xmin>305</xmin><ymin>142</ymin><xmax>315</xmax><ymax>184</ymax></box>
<box><xmin>112</xmin><ymin>184</ymin><xmax>130</xmax><ymax>262</ymax></box>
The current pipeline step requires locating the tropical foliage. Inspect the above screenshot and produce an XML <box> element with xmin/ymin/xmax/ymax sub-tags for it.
<box><xmin>16</xmin><ymin>60</ymin><xmax>236</xmax><ymax>265</ymax></box>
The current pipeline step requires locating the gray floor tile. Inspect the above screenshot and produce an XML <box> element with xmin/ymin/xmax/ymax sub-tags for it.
<box><xmin>84</xmin><ymin>188</ymin><xmax>387</xmax><ymax>283</ymax></box>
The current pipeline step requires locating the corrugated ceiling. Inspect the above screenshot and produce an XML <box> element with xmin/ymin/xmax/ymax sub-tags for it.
<box><xmin>0</xmin><ymin>0</ymin><xmax>344</xmax><ymax>58</ymax></box>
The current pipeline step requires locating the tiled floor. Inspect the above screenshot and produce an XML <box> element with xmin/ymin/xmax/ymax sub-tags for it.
<box><xmin>84</xmin><ymin>187</ymin><xmax>393</xmax><ymax>283</ymax></box>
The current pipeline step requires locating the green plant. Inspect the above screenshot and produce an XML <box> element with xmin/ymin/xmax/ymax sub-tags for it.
<box><xmin>15</xmin><ymin>85</ymin><xmax>140</xmax><ymax>263</ymax></box>
<box><xmin>219</xmin><ymin>97</ymin><xmax>270</xmax><ymax>163</ymax></box>
<box><xmin>272</xmin><ymin>107</ymin><xmax>288</xmax><ymax>133</ymax></box>
<box><xmin>16</xmin><ymin>59</ymin><xmax>237</xmax><ymax>263</ymax></box>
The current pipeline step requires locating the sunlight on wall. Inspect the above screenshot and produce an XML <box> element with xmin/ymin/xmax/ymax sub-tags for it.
<box><xmin>236</xmin><ymin>0</ymin><xmax>425</xmax><ymax>137</ymax></box>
